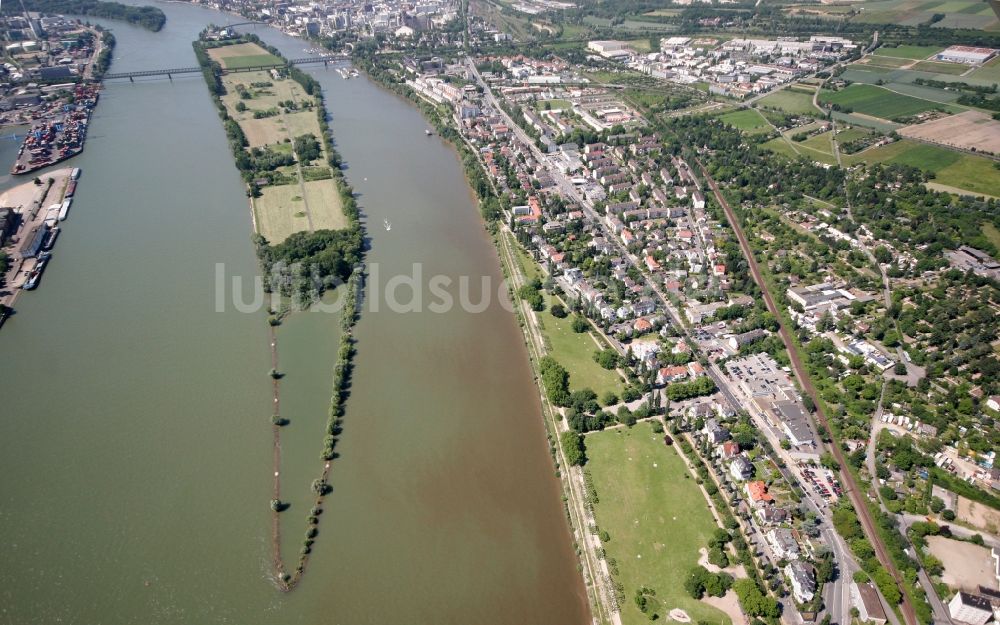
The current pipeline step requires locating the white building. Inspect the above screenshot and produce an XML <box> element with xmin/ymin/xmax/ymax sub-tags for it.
<box><xmin>852</xmin><ymin>582</ymin><xmax>888</xmax><ymax>625</ymax></box>
<box><xmin>948</xmin><ymin>591</ymin><xmax>993</xmax><ymax>625</ymax></box>
<box><xmin>587</xmin><ymin>40</ymin><xmax>632</xmax><ymax>59</ymax></box>
<box><xmin>936</xmin><ymin>46</ymin><xmax>997</xmax><ymax>65</ymax></box>
<box><xmin>766</xmin><ymin>527</ymin><xmax>800</xmax><ymax>560</ymax></box>
<box><xmin>785</xmin><ymin>561</ymin><xmax>816</xmax><ymax>603</ymax></box>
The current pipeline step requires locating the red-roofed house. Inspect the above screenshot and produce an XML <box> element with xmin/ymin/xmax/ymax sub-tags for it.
<box><xmin>745</xmin><ymin>480</ymin><xmax>774</xmax><ymax>503</ymax></box>
<box><xmin>721</xmin><ymin>440</ymin><xmax>740</xmax><ymax>459</ymax></box>
<box><xmin>634</xmin><ymin>318</ymin><xmax>653</xmax><ymax>334</ymax></box>
<box><xmin>657</xmin><ymin>365</ymin><xmax>689</xmax><ymax>385</ymax></box>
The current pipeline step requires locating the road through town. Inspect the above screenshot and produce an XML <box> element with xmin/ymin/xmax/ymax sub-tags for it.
<box><xmin>697</xmin><ymin>159</ymin><xmax>919</xmax><ymax>625</ymax></box>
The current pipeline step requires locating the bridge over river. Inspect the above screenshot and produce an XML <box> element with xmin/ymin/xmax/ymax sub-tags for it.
<box><xmin>102</xmin><ymin>55</ymin><xmax>347</xmax><ymax>81</ymax></box>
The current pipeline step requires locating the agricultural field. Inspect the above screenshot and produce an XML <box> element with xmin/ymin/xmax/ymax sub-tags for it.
<box><xmin>899</xmin><ymin>110</ymin><xmax>1000</xmax><ymax>154</ymax></box>
<box><xmin>539</xmin><ymin>293</ymin><xmax>626</xmax><ymax>397</ymax></box>
<box><xmin>909</xmin><ymin>60</ymin><xmax>969</xmax><ymax>74</ymax></box>
<box><xmin>785</xmin><ymin>0</ymin><xmax>998</xmax><ymax>26</ymax></box>
<box><xmin>757</xmin><ymin>88</ymin><xmax>818</xmax><ymax>115</ymax></box>
<box><xmin>585</xmin><ymin>423</ymin><xmax>730</xmax><ymax>625</ymax></box>
<box><xmin>819</xmin><ymin>84</ymin><xmax>959</xmax><ymax>120</ymax></box>
<box><xmin>219</xmin><ymin>68</ymin><xmax>346</xmax><ymax>242</ymax></box>
<box><xmin>832</xmin><ymin>111</ymin><xmax>901</xmax><ymax>132</ymax></box>
<box><xmin>207</xmin><ymin>42</ymin><xmax>282</xmax><ymax>69</ymax></box>
<box><xmin>970</xmin><ymin>56</ymin><xmax>1000</xmax><ymax>82</ymax></box>
<box><xmin>851</xmin><ymin>0</ymin><xmax>999</xmax><ymax>28</ymax></box>
<box><xmin>718</xmin><ymin>108</ymin><xmax>770</xmax><ymax>133</ymax></box>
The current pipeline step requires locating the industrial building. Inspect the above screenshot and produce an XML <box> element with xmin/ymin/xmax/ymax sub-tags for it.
<box><xmin>936</xmin><ymin>46</ymin><xmax>997</xmax><ymax>65</ymax></box>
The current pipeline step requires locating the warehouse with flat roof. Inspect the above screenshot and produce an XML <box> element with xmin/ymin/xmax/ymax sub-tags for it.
<box><xmin>936</xmin><ymin>46</ymin><xmax>997</xmax><ymax>65</ymax></box>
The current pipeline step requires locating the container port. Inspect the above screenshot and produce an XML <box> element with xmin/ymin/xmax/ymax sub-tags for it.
<box><xmin>11</xmin><ymin>85</ymin><xmax>98</xmax><ymax>176</ymax></box>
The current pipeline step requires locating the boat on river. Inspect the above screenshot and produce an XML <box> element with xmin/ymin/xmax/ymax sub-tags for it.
<box><xmin>22</xmin><ymin>257</ymin><xmax>48</xmax><ymax>290</ymax></box>
<box><xmin>384</xmin><ymin>219</ymin><xmax>391</xmax><ymax>231</ymax></box>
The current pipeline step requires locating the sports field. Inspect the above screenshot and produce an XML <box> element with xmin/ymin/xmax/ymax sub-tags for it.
<box><xmin>757</xmin><ymin>89</ymin><xmax>818</xmax><ymax>115</ymax></box>
<box><xmin>819</xmin><ymin>84</ymin><xmax>956</xmax><ymax>120</ymax></box>
<box><xmin>875</xmin><ymin>44</ymin><xmax>943</xmax><ymax>60</ymax></box>
<box><xmin>207</xmin><ymin>42</ymin><xmax>282</xmax><ymax>69</ymax></box>
<box><xmin>586</xmin><ymin>423</ymin><xmax>730</xmax><ymax>625</ymax></box>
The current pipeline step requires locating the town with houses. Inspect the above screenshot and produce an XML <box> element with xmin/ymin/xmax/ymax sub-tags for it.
<box><xmin>4</xmin><ymin>2</ymin><xmax>1000</xmax><ymax>625</ymax></box>
<box><xmin>381</xmin><ymin>27</ymin><xmax>1000</xmax><ymax>625</ymax></box>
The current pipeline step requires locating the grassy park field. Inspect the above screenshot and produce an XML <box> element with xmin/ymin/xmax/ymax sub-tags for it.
<box><xmin>215</xmin><ymin>52</ymin><xmax>344</xmax><ymax>243</ymax></box>
<box><xmin>586</xmin><ymin>423</ymin><xmax>730</xmax><ymax>625</ymax></box>
<box><xmin>539</xmin><ymin>293</ymin><xmax>626</xmax><ymax>397</ymax></box>
<box><xmin>757</xmin><ymin>89</ymin><xmax>818</xmax><ymax>115</ymax></box>
<box><xmin>844</xmin><ymin>140</ymin><xmax>1000</xmax><ymax>196</ymax></box>
<box><xmin>718</xmin><ymin>108</ymin><xmax>770</xmax><ymax>132</ymax></box>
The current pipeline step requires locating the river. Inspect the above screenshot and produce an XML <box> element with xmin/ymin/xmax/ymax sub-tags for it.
<box><xmin>0</xmin><ymin>3</ymin><xmax>589</xmax><ymax>624</ymax></box>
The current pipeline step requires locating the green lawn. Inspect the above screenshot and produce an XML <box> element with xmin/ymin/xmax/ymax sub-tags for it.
<box><xmin>834</xmin><ymin>127</ymin><xmax>873</xmax><ymax>143</ymax></box>
<box><xmin>718</xmin><ymin>108</ymin><xmax>770</xmax><ymax>132</ymax></box>
<box><xmin>586</xmin><ymin>423</ymin><xmax>730</xmax><ymax>625</ymax></box>
<box><xmin>819</xmin><ymin>84</ymin><xmax>956</xmax><ymax>120</ymax></box>
<box><xmin>846</xmin><ymin>139</ymin><xmax>1000</xmax><ymax>196</ymax></box>
<box><xmin>874</xmin><ymin>44</ymin><xmax>943</xmax><ymax>60</ymax></box>
<box><xmin>757</xmin><ymin>89</ymin><xmax>818</xmax><ymax>115</ymax></box>
<box><xmin>536</xmin><ymin>99</ymin><xmax>573</xmax><ymax>111</ymax></box>
<box><xmin>512</xmin><ymin>240</ymin><xmax>542</xmax><ymax>283</ymax></box>
<box><xmin>935</xmin><ymin>153</ymin><xmax>1000</xmax><ymax>197</ymax></box>
<box><xmin>540</xmin><ymin>297</ymin><xmax>625</xmax><ymax>397</ymax></box>
<box><xmin>983</xmin><ymin>222</ymin><xmax>1000</xmax><ymax>249</ymax></box>
<box><xmin>762</xmin><ymin>136</ymin><xmax>803</xmax><ymax>160</ymax></box>
<box><xmin>221</xmin><ymin>53</ymin><xmax>283</xmax><ymax>69</ymax></box>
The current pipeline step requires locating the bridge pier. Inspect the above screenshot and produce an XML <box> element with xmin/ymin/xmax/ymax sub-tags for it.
<box><xmin>129</xmin><ymin>76</ymin><xmax>134</xmax><ymax>83</ymax></box>
<box><xmin>168</xmin><ymin>73</ymin><xmax>172</xmax><ymax>80</ymax></box>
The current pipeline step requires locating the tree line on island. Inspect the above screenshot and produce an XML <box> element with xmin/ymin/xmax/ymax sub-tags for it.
<box><xmin>193</xmin><ymin>31</ymin><xmax>366</xmax><ymax>591</ymax></box>
<box><xmin>2</xmin><ymin>0</ymin><xmax>166</xmax><ymax>31</ymax></box>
